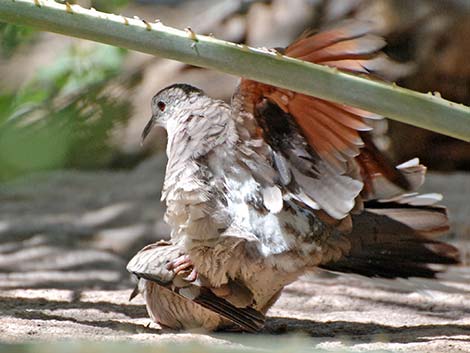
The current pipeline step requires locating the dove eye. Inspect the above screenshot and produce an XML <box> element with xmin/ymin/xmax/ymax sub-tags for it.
<box><xmin>157</xmin><ymin>101</ymin><xmax>166</xmax><ymax>112</ymax></box>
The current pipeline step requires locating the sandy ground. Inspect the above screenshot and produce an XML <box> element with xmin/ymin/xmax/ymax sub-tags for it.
<box><xmin>0</xmin><ymin>156</ymin><xmax>469</xmax><ymax>352</ymax></box>
<box><xmin>1</xmin><ymin>273</ymin><xmax>469</xmax><ymax>352</ymax></box>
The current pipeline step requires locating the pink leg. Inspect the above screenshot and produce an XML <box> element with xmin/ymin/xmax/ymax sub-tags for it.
<box><xmin>166</xmin><ymin>254</ymin><xmax>198</xmax><ymax>282</ymax></box>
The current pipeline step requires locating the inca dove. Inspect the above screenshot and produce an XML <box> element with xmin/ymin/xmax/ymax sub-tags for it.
<box><xmin>128</xmin><ymin>21</ymin><xmax>460</xmax><ymax>331</ymax></box>
<box><xmin>127</xmin><ymin>240</ymin><xmax>266</xmax><ymax>331</ymax></box>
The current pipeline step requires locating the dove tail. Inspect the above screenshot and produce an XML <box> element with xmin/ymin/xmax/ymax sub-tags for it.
<box><xmin>320</xmin><ymin>202</ymin><xmax>460</xmax><ymax>279</ymax></box>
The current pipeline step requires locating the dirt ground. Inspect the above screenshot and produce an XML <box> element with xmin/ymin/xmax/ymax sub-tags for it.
<box><xmin>0</xmin><ymin>156</ymin><xmax>469</xmax><ymax>352</ymax></box>
<box><xmin>1</xmin><ymin>274</ymin><xmax>469</xmax><ymax>352</ymax></box>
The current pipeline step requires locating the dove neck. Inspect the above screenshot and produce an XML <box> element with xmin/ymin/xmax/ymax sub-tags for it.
<box><xmin>161</xmin><ymin>98</ymin><xmax>238</xmax><ymax>244</ymax></box>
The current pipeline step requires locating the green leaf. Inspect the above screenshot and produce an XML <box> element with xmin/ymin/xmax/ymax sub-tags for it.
<box><xmin>0</xmin><ymin>23</ymin><xmax>36</xmax><ymax>57</ymax></box>
<box><xmin>90</xmin><ymin>0</ymin><xmax>130</xmax><ymax>13</ymax></box>
<box><xmin>0</xmin><ymin>39</ymin><xmax>132</xmax><ymax>181</ymax></box>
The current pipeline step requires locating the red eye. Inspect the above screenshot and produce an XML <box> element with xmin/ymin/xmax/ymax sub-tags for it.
<box><xmin>157</xmin><ymin>101</ymin><xmax>166</xmax><ymax>112</ymax></box>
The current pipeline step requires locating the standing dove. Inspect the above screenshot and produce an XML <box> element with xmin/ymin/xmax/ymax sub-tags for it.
<box><xmin>127</xmin><ymin>20</ymin><xmax>459</xmax><ymax>332</ymax></box>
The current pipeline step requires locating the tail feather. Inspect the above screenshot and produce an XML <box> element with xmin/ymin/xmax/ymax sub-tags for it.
<box><xmin>356</xmin><ymin>135</ymin><xmax>427</xmax><ymax>201</ymax></box>
<box><xmin>320</xmin><ymin>204</ymin><xmax>460</xmax><ymax>279</ymax></box>
<box><xmin>366</xmin><ymin>201</ymin><xmax>450</xmax><ymax>238</ymax></box>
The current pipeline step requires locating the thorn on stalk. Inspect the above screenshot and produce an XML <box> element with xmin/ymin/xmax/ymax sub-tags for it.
<box><xmin>65</xmin><ymin>2</ymin><xmax>73</xmax><ymax>14</ymax></box>
<box><xmin>142</xmin><ymin>19</ymin><xmax>152</xmax><ymax>31</ymax></box>
<box><xmin>33</xmin><ymin>0</ymin><xmax>41</xmax><ymax>7</ymax></box>
<box><xmin>240</xmin><ymin>44</ymin><xmax>249</xmax><ymax>51</ymax></box>
<box><xmin>122</xmin><ymin>16</ymin><xmax>129</xmax><ymax>25</ymax></box>
<box><xmin>268</xmin><ymin>48</ymin><xmax>283</xmax><ymax>57</ymax></box>
<box><xmin>185</xmin><ymin>27</ymin><xmax>198</xmax><ymax>41</ymax></box>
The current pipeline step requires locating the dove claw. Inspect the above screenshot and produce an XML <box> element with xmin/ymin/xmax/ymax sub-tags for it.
<box><xmin>167</xmin><ymin>254</ymin><xmax>198</xmax><ymax>282</ymax></box>
<box><xmin>183</xmin><ymin>267</ymin><xmax>198</xmax><ymax>282</ymax></box>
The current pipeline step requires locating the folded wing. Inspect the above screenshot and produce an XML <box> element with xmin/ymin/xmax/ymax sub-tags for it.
<box><xmin>127</xmin><ymin>240</ymin><xmax>265</xmax><ymax>332</ymax></box>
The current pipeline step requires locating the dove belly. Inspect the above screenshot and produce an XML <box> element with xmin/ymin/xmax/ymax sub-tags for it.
<box><xmin>140</xmin><ymin>279</ymin><xmax>231</xmax><ymax>330</ymax></box>
<box><xmin>224</xmin><ymin>175</ymin><xmax>324</xmax><ymax>259</ymax></box>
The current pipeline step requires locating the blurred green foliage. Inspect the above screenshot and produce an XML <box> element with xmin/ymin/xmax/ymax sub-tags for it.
<box><xmin>0</xmin><ymin>23</ymin><xmax>37</xmax><ymax>57</ymax></box>
<box><xmin>0</xmin><ymin>39</ymin><xmax>136</xmax><ymax>181</ymax></box>
<box><xmin>91</xmin><ymin>0</ymin><xmax>130</xmax><ymax>13</ymax></box>
<box><xmin>53</xmin><ymin>0</ymin><xmax>130</xmax><ymax>13</ymax></box>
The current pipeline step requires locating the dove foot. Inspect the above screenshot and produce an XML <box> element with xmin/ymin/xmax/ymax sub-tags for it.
<box><xmin>166</xmin><ymin>254</ymin><xmax>198</xmax><ymax>282</ymax></box>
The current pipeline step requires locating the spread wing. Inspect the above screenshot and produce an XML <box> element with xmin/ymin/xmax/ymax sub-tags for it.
<box><xmin>234</xmin><ymin>20</ymin><xmax>418</xmax><ymax>221</ymax></box>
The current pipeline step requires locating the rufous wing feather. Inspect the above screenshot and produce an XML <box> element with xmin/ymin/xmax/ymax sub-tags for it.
<box><xmin>237</xmin><ymin>20</ymin><xmax>415</xmax><ymax>220</ymax></box>
<box><xmin>239</xmin><ymin>21</ymin><xmax>393</xmax><ymax>172</ymax></box>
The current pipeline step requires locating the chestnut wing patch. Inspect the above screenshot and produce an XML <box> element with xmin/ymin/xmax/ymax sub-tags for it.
<box><xmin>235</xmin><ymin>20</ymin><xmax>416</xmax><ymax>219</ymax></box>
<box><xmin>256</xmin><ymin>100</ymin><xmax>362</xmax><ymax>220</ymax></box>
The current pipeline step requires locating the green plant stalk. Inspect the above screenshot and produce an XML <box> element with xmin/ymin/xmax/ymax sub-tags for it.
<box><xmin>0</xmin><ymin>0</ymin><xmax>469</xmax><ymax>141</ymax></box>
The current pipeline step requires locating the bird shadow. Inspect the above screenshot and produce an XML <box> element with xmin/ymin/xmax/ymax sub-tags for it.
<box><xmin>1</xmin><ymin>292</ymin><xmax>469</xmax><ymax>346</ymax></box>
<box><xmin>259</xmin><ymin>316</ymin><xmax>470</xmax><ymax>344</ymax></box>
<box><xmin>213</xmin><ymin>314</ymin><xmax>470</xmax><ymax>344</ymax></box>
<box><xmin>0</xmin><ymin>293</ymin><xmax>159</xmax><ymax>335</ymax></box>
<box><xmin>0</xmin><ymin>293</ymin><xmax>147</xmax><ymax>318</ymax></box>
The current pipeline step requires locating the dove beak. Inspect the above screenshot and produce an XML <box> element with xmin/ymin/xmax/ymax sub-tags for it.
<box><xmin>141</xmin><ymin>117</ymin><xmax>155</xmax><ymax>145</ymax></box>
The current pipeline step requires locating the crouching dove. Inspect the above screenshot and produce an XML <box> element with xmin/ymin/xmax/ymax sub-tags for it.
<box><xmin>127</xmin><ymin>20</ymin><xmax>460</xmax><ymax>332</ymax></box>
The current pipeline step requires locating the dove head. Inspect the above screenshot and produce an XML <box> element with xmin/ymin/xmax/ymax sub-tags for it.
<box><xmin>141</xmin><ymin>83</ymin><xmax>205</xmax><ymax>144</ymax></box>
